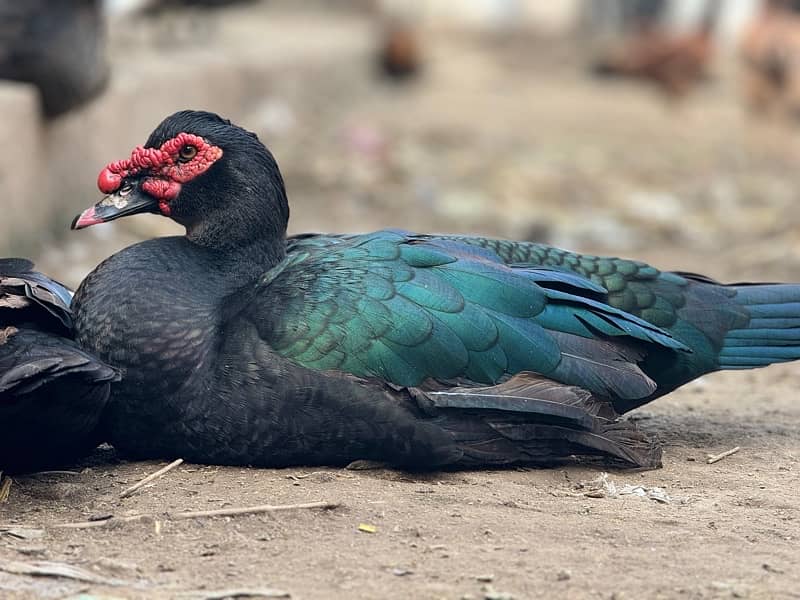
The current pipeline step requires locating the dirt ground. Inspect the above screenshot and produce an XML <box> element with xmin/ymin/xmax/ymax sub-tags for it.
<box><xmin>3</xmin><ymin>4</ymin><xmax>800</xmax><ymax>599</ymax></box>
<box><xmin>0</xmin><ymin>370</ymin><xmax>799</xmax><ymax>600</ymax></box>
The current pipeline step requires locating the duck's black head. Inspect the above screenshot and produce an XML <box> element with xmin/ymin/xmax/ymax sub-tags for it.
<box><xmin>72</xmin><ymin>110</ymin><xmax>290</xmax><ymax>251</ymax></box>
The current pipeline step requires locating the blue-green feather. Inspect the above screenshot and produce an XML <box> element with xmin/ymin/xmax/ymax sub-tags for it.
<box><xmin>258</xmin><ymin>230</ymin><xmax>689</xmax><ymax>404</ymax></box>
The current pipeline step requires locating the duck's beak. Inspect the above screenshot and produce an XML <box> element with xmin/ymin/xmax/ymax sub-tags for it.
<box><xmin>71</xmin><ymin>186</ymin><xmax>158</xmax><ymax>230</ymax></box>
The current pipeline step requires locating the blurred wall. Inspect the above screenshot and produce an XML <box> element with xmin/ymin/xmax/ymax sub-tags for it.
<box><xmin>666</xmin><ymin>0</ymin><xmax>761</xmax><ymax>48</ymax></box>
<box><xmin>583</xmin><ymin>0</ymin><xmax>763</xmax><ymax>50</ymax></box>
<box><xmin>380</xmin><ymin>0</ymin><xmax>582</xmax><ymax>33</ymax></box>
<box><xmin>379</xmin><ymin>0</ymin><xmax>762</xmax><ymax>48</ymax></box>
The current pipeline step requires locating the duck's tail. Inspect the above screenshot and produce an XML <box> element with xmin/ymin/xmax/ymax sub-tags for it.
<box><xmin>717</xmin><ymin>284</ymin><xmax>800</xmax><ymax>370</ymax></box>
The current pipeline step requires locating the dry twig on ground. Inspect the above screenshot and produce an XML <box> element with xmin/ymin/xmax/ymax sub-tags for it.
<box><xmin>707</xmin><ymin>447</ymin><xmax>741</xmax><ymax>464</ymax></box>
<box><xmin>120</xmin><ymin>458</ymin><xmax>184</xmax><ymax>498</ymax></box>
<box><xmin>52</xmin><ymin>500</ymin><xmax>340</xmax><ymax>530</ymax></box>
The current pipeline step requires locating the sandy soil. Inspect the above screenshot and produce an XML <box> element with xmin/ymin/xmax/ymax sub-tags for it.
<box><xmin>3</xmin><ymin>4</ymin><xmax>800</xmax><ymax>599</ymax></box>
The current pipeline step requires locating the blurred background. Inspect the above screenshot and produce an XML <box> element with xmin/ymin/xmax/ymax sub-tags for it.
<box><xmin>2</xmin><ymin>0</ymin><xmax>800</xmax><ymax>287</ymax></box>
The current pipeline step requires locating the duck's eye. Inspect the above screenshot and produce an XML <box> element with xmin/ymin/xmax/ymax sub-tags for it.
<box><xmin>178</xmin><ymin>145</ymin><xmax>198</xmax><ymax>162</ymax></box>
<box><xmin>119</xmin><ymin>182</ymin><xmax>133</xmax><ymax>196</ymax></box>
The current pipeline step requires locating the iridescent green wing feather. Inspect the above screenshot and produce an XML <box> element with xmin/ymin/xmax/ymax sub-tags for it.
<box><xmin>254</xmin><ymin>230</ymin><xmax>687</xmax><ymax>402</ymax></box>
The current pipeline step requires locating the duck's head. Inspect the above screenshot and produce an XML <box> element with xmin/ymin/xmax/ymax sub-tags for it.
<box><xmin>72</xmin><ymin>110</ymin><xmax>289</xmax><ymax>248</ymax></box>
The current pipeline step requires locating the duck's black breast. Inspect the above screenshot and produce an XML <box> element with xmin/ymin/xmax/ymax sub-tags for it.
<box><xmin>73</xmin><ymin>237</ymin><xmax>230</xmax><ymax>445</ymax></box>
<box><xmin>75</xmin><ymin>237</ymin><xmax>224</xmax><ymax>379</ymax></box>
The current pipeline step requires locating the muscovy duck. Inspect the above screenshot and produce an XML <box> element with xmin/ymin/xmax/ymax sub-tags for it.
<box><xmin>0</xmin><ymin>259</ymin><xmax>118</xmax><ymax>472</ymax></box>
<box><xmin>68</xmin><ymin>110</ymin><xmax>800</xmax><ymax>469</ymax></box>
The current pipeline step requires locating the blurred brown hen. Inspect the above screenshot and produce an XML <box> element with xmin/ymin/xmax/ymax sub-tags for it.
<box><xmin>379</xmin><ymin>22</ymin><xmax>421</xmax><ymax>80</ymax></box>
<box><xmin>592</xmin><ymin>6</ymin><xmax>718</xmax><ymax>98</ymax></box>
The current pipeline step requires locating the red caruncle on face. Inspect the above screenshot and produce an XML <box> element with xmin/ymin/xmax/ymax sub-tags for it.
<box><xmin>97</xmin><ymin>132</ymin><xmax>223</xmax><ymax>215</ymax></box>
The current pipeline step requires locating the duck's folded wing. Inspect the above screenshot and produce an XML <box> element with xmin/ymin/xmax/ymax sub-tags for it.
<box><xmin>413</xmin><ymin>372</ymin><xmax>661</xmax><ymax>468</ymax></box>
<box><xmin>250</xmin><ymin>230</ymin><xmax>688</xmax><ymax>403</ymax></box>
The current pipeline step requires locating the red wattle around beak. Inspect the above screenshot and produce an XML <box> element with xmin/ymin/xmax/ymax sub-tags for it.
<box><xmin>98</xmin><ymin>168</ymin><xmax>123</xmax><ymax>194</ymax></box>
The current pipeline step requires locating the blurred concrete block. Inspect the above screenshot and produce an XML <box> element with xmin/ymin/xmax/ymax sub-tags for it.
<box><xmin>0</xmin><ymin>82</ymin><xmax>45</xmax><ymax>255</ymax></box>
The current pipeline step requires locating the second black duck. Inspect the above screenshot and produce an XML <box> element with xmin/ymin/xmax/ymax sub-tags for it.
<box><xmin>0</xmin><ymin>259</ymin><xmax>117</xmax><ymax>472</ymax></box>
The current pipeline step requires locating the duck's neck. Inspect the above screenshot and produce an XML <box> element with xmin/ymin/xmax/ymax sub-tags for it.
<box><xmin>183</xmin><ymin>205</ymin><xmax>289</xmax><ymax>285</ymax></box>
<box><xmin>191</xmin><ymin>233</ymin><xmax>287</xmax><ymax>288</ymax></box>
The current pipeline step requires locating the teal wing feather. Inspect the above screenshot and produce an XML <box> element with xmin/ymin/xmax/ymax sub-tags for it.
<box><xmin>438</xmin><ymin>236</ymin><xmax>756</xmax><ymax>402</ymax></box>
<box><xmin>442</xmin><ymin>236</ymin><xmax>680</xmax><ymax>323</ymax></box>
<box><xmin>257</xmin><ymin>230</ymin><xmax>688</xmax><ymax>403</ymax></box>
